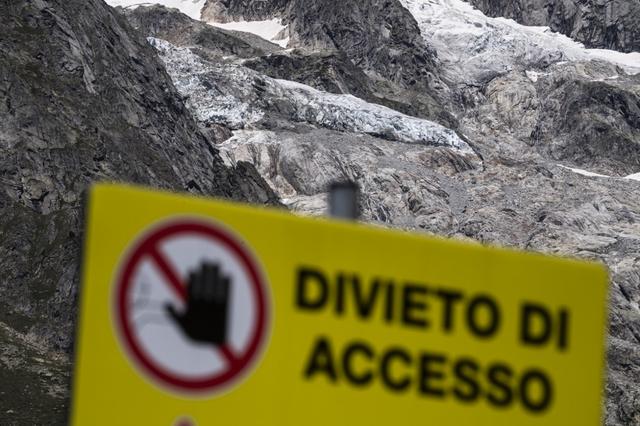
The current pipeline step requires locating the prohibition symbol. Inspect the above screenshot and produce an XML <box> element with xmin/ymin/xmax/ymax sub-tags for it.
<box><xmin>114</xmin><ymin>218</ymin><xmax>270</xmax><ymax>394</ymax></box>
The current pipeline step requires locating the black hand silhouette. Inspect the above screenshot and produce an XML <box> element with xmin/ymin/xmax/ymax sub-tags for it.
<box><xmin>166</xmin><ymin>262</ymin><xmax>230</xmax><ymax>346</ymax></box>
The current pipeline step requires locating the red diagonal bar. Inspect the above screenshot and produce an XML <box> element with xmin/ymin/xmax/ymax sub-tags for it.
<box><xmin>219</xmin><ymin>344</ymin><xmax>240</xmax><ymax>367</ymax></box>
<box><xmin>149</xmin><ymin>247</ymin><xmax>187</xmax><ymax>300</ymax></box>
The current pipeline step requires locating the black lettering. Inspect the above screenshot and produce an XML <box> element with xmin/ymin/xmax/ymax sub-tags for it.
<box><xmin>352</xmin><ymin>276</ymin><xmax>381</xmax><ymax>319</ymax></box>
<box><xmin>437</xmin><ymin>289</ymin><xmax>463</xmax><ymax>333</ymax></box>
<box><xmin>403</xmin><ymin>284</ymin><xmax>429</xmax><ymax>328</ymax></box>
<box><xmin>384</xmin><ymin>281</ymin><xmax>395</xmax><ymax>323</ymax></box>
<box><xmin>453</xmin><ymin>358</ymin><xmax>480</xmax><ymax>402</ymax></box>
<box><xmin>304</xmin><ymin>336</ymin><xmax>337</xmax><ymax>382</ymax></box>
<box><xmin>520</xmin><ymin>370</ymin><xmax>553</xmax><ymax>413</ymax></box>
<box><xmin>467</xmin><ymin>295</ymin><xmax>500</xmax><ymax>338</ymax></box>
<box><xmin>419</xmin><ymin>353</ymin><xmax>446</xmax><ymax>398</ymax></box>
<box><xmin>521</xmin><ymin>303</ymin><xmax>552</xmax><ymax>346</ymax></box>
<box><xmin>558</xmin><ymin>309</ymin><xmax>570</xmax><ymax>351</ymax></box>
<box><xmin>380</xmin><ymin>348</ymin><xmax>412</xmax><ymax>392</ymax></box>
<box><xmin>342</xmin><ymin>342</ymin><xmax>374</xmax><ymax>386</ymax></box>
<box><xmin>296</xmin><ymin>267</ymin><xmax>329</xmax><ymax>310</ymax></box>
<box><xmin>335</xmin><ymin>273</ymin><xmax>346</xmax><ymax>315</ymax></box>
<box><xmin>487</xmin><ymin>363</ymin><xmax>513</xmax><ymax>407</ymax></box>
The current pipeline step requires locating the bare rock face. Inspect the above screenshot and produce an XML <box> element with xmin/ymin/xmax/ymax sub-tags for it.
<box><xmin>532</xmin><ymin>64</ymin><xmax>640</xmax><ymax>176</ymax></box>
<box><xmin>217</xmin><ymin>128</ymin><xmax>479</xmax><ymax>229</ymax></box>
<box><xmin>469</xmin><ymin>0</ymin><xmax>640</xmax><ymax>53</ymax></box>
<box><xmin>464</xmin><ymin>64</ymin><xmax>640</xmax><ymax>177</ymax></box>
<box><xmin>286</xmin><ymin>0</ymin><xmax>439</xmax><ymax>86</ymax></box>
<box><xmin>201</xmin><ymin>0</ymin><xmax>289</xmax><ymax>22</ymax></box>
<box><xmin>0</xmin><ymin>1</ymin><xmax>276</xmax><ymax>423</ymax></box>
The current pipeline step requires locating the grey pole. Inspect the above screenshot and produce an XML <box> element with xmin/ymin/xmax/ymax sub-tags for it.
<box><xmin>328</xmin><ymin>181</ymin><xmax>360</xmax><ymax>220</ymax></box>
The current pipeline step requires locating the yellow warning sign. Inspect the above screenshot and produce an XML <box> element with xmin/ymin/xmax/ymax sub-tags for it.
<box><xmin>72</xmin><ymin>184</ymin><xmax>609</xmax><ymax>426</ymax></box>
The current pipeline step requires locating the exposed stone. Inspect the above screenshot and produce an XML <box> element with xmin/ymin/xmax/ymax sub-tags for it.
<box><xmin>0</xmin><ymin>1</ymin><xmax>277</xmax><ymax>422</ymax></box>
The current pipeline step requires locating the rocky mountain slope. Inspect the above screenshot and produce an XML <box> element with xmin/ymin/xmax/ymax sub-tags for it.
<box><xmin>469</xmin><ymin>0</ymin><xmax>640</xmax><ymax>53</ymax></box>
<box><xmin>0</xmin><ymin>0</ymin><xmax>275</xmax><ymax>424</ymax></box>
<box><xmin>1</xmin><ymin>0</ymin><xmax>639</xmax><ymax>424</ymax></box>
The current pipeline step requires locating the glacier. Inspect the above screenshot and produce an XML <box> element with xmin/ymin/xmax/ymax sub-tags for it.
<box><xmin>149</xmin><ymin>37</ymin><xmax>474</xmax><ymax>153</ymax></box>
<box><xmin>399</xmin><ymin>0</ymin><xmax>640</xmax><ymax>84</ymax></box>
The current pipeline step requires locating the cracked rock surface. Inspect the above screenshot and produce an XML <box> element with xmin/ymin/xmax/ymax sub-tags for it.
<box><xmin>0</xmin><ymin>1</ymin><xmax>276</xmax><ymax>424</ymax></box>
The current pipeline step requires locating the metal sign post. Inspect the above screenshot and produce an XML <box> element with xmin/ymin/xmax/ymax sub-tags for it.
<box><xmin>328</xmin><ymin>181</ymin><xmax>360</xmax><ymax>220</ymax></box>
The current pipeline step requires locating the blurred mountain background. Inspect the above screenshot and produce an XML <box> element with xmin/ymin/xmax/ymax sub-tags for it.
<box><xmin>0</xmin><ymin>0</ymin><xmax>639</xmax><ymax>424</ymax></box>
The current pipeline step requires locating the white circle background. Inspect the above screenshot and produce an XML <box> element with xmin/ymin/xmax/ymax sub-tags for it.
<box><xmin>127</xmin><ymin>233</ymin><xmax>257</xmax><ymax>379</ymax></box>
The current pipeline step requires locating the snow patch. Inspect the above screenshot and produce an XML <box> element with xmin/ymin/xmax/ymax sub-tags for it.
<box><xmin>525</xmin><ymin>70</ymin><xmax>547</xmax><ymax>82</ymax></box>
<box><xmin>207</xmin><ymin>19</ymin><xmax>289</xmax><ymax>48</ymax></box>
<box><xmin>558</xmin><ymin>166</ymin><xmax>640</xmax><ymax>183</ymax></box>
<box><xmin>105</xmin><ymin>0</ymin><xmax>206</xmax><ymax>20</ymax></box>
<box><xmin>559</xmin><ymin>165</ymin><xmax>610</xmax><ymax>178</ymax></box>
<box><xmin>626</xmin><ymin>173</ymin><xmax>640</xmax><ymax>182</ymax></box>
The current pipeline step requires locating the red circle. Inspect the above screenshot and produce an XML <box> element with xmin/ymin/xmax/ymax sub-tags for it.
<box><xmin>114</xmin><ymin>218</ymin><xmax>270</xmax><ymax>394</ymax></box>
